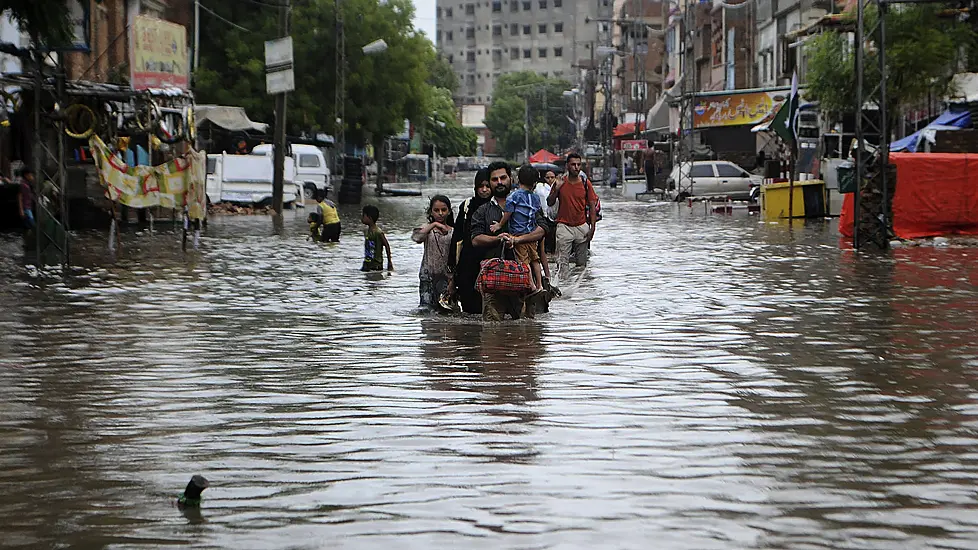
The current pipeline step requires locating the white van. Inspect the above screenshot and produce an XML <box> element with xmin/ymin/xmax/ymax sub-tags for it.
<box><xmin>251</xmin><ymin>144</ymin><xmax>331</xmax><ymax>197</ymax></box>
<box><xmin>205</xmin><ymin>153</ymin><xmax>298</xmax><ymax>206</ymax></box>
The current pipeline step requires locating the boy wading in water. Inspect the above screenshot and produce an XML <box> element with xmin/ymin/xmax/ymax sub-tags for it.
<box><xmin>361</xmin><ymin>204</ymin><xmax>393</xmax><ymax>271</ymax></box>
<box><xmin>490</xmin><ymin>164</ymin><xmax>545</xmax><ymax>296</ymax></box>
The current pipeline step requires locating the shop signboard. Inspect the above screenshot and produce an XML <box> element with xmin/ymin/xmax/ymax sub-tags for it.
<box><xmin>130</xmin><ymin>16</ymin><xmax>189</xmax><ymax>90</ymax></box>
<box><xmin>621</xmin><ymin>139</ymin><xmax>648</xmax><ymax>151</ymax></box>
<box><xmin>693</xmin><ymin>90</ymin><xmax>788</xmax><ymax>128</ymax></box>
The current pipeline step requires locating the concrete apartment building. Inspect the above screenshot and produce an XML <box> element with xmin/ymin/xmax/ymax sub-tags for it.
<box><xmin>435</xmin><ymin>0</ymin><xmax>614</xmax><ymax>106</ymax></box>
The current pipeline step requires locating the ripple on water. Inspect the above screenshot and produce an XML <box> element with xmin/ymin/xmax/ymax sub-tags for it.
<box><xmin>2</xmin><ymin>190</ymin><xmax>978</xmax><ymax>548</ymax></box>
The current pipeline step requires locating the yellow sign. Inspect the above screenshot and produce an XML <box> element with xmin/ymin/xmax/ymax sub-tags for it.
<box><xmin>130</xmin><ymin>16</ymin><xmax>188</xmax><ymax>90</ymax></box>
<box><xmin>693</xmin><ymin>91</ymin><xmax>787</xmax><ymax>128</ymax></box>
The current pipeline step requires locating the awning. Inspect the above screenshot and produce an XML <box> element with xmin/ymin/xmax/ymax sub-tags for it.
<box><xmin>891</xmin><ymin>110</ymin><xmax>971</xmax><ymax>152</ymax></box>
<box><xmin>646</xmin><ymin>87</ymin><xmax>678</xmax><ymax>134</ymax></box>
<box><xmin>195</xmin><ymin>104</ymin><xmax>269</xmax><ymax>133</ymax></box>
<box><xmin>528</xmin><ymin>149</ymin><xmax>559</xmax><ymax>163</ymax></box>
<box><xmin>613</xmin><ymin>121</ymin><xmax>645</xmax><ymax>137</ymax></box>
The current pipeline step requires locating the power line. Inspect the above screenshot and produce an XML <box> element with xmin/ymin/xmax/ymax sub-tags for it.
<box><xmin>239</xmin><ymin>0</ymin><xmax>290</xmax><ymax>8</ymax></box>
<box><xmin>199</xmin><ymin>3</ymin><xmax>253</xmax><ymax>32</ymax></box>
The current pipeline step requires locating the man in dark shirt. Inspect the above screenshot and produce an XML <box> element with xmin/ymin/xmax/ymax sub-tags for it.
<box><xmin>470</xmin><ymin>161</ymin><xmax>547</xmax><ymax>321</ymax></box>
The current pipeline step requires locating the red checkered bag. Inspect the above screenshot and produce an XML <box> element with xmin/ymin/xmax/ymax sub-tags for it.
<box><xmin>476</xmin><ymin>256</ymin><xmax>533</xmax><ymax>294</ymax></box>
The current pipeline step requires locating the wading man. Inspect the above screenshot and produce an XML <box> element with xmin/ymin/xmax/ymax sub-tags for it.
<box><xmin>471</xmin><ymin>161</ymin><xmax>547</xmax><ymax>321</ymax></box>
<box><xmin>547</xmin><ymin>152</ymin><xmax>598</xmax><ymax>273</ymax></box>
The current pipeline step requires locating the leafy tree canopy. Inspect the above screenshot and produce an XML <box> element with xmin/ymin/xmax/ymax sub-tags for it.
<box><xmin>804</xmin><ymin>4</ymin><xmax>974</xmax><ymax>122</ymax></box>
<box><xmin>194</xmin><ymin>0</ymin><xmax>434</xmax><ymax>145</ymax></box>
<box><xmin>423</xmin><ymin>86</ymin><xmax>476</xmax><ymax>157</ymax></box>
<box><xmin>3</xmin><ymin>0</ymin><xmax>73</xmax><ymax>50</ymax></box>
<box><xmin>484</xmin><ymin>71</ymin><xmax>574</xmax><ymax>159</ymax></box>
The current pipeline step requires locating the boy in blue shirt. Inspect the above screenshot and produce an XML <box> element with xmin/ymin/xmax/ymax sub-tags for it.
<box><xmin>490</xmin><ymin>164</ymin><xmax>544</xmax><ymax>295</ymax></box>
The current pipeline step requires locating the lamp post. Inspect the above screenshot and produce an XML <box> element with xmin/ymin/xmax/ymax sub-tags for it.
<box><xmin>562</xmin><ymin>88</ymin><xmax>583</xmax><ymax>152</ymax></box>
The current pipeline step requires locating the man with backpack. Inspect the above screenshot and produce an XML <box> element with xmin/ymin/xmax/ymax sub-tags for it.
<box><xmin>547</xmin><ymin>152</ymin><xmax>599</xmax><ymax>273</ymax></box>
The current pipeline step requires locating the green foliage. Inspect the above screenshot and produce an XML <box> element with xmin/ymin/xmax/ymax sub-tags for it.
<box><xmin>484</xmin><ymin>71</ymin><xmax>573</xmax><ymax>159</ymax></box>
<box><xmin>804</xmin><ymin>33</ymin><xmax>853</xmax><ymax>120</ymax></box>
<box><xmin>4</xmin><ymin>0</ymin><xmax>73</xmax><ymax>48</ymax></box>
<box><xmin>424</xmin><ymin>86</ymin><xmax>476</xmax><ymax>157</ymax></box>
<box><xmin>194</xmin><ymin>0</ymin><xmax>434</xmax><ymax>146</ymax></box>
<box><xmin>804</xmin><ymin>5</ymin><xmax>973</xmax><ymax>121</ymax></box>
<box><xmin>427</xmin><ymin>55</ymin><xmax>459</xmax><ymax>95</ymax></box>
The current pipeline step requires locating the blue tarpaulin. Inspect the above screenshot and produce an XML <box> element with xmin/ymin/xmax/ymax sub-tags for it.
<box><xmin>891</xmin><ymin>110</ymin><xmax>972</xmax><ymax>152</ymax></box>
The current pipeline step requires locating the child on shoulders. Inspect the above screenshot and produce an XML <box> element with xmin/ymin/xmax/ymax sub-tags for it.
<box><xmin>489</xmin><ymin>164</ymin><xmax>545</xmax><ymax>295</ymax></box>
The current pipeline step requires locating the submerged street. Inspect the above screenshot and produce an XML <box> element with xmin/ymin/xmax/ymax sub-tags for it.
<box><xmin>2</xmin><ymin>183</ymin><xmax>978</xmax><ymax>548</ymax></box>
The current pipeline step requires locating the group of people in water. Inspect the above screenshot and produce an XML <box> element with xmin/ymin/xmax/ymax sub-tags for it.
<box><xmin>308</xmin><ymin>153</ymin><xmax>599</xmax><ymax>321</ymax></box>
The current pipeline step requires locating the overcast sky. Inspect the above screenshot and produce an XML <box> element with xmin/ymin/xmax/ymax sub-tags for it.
<box><xmin>413</xmin><ymin>0</ymin><xmax>437</xmax><ymax>38</ymax></box>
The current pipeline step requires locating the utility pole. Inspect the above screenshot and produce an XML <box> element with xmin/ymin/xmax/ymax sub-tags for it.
<box><xmin>524</xmin><ymin>94</ymin><xmax>530</xmax><ymax>161</ymax></box>
<box><xmin>272</xmin><ymin>0</ymin><xmax>290</xmax><ymax>215</ymax></box>
<box><xmin>193</xmin><ymin>0</ymin><xmax>200</xmax><ymax>72</ymax></box>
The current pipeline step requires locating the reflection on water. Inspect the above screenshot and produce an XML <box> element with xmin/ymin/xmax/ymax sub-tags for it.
<box><xmin>2</xmin><ymin>189</ymin><xmax>978</xmax><ymax>549</ymax></box>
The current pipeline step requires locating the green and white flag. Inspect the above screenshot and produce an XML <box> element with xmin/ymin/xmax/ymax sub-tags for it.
<box><xmin>784</xmin><ymin>70</ymin><xmax>799</xmax><ymax>144</ymax></box>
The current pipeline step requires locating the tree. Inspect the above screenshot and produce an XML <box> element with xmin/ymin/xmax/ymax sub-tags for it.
<box><xmin>3</xmin><ymin>0</ymin><xmax>73</xmax><ymax>49</ymax></box>
<box><xmin>484</xmin><ymin>71</ymin><xmax>574</xmax><ymax>158</ymax></box>
<box><xmin>804</xmin><ymin>5</ymin><xmax>974</xmax><ymax>124</ymax></box>
<box><xmin>424</xmin><ymin>86</ymin><xmax>476</xmax><ymax>157</ymax></box>
<box><xmin>194</xmin><ymin>0</ymin><xmax>434</xmax><ymax>148</ymax></box>
<box><xmin>427</xmin><ymin>55</ymin><xmax>459</xmax><ymax>95</ymax></box>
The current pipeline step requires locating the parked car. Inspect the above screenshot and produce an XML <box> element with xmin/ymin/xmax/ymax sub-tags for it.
<box><xmin>666</xmin><ymin>160</ymin><xmax>763</xmax><ymax>202</ymax></box>
<box><xmin>251</xmin><ymin>143</ymin><xmax>331</xmax><ymax>197</ymax></box>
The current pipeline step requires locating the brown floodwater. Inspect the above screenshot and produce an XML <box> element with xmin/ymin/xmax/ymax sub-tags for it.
<box><xmin>2</xmin><ymin>181</ymin><xmax>978</xmax><ymax>549</ymax></box>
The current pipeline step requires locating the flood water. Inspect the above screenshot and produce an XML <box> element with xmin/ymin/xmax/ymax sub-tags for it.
<box><xmin>2</xmin><ymin>180</ymin><xmax>978</xmax><ymax>549</ymax></box>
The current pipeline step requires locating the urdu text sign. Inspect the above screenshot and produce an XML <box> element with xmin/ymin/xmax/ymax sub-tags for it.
<box><xmin>692</xmin><ymin>91</ymin><xmax>787</xmax><ymax>128</ymax></box>
<box><xmin>130</xmin><ymin>16</ymin><xmax>189</xmax><ymax>90</ymax></box>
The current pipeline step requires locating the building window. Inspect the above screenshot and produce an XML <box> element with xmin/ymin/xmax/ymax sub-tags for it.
<box><xmin>492</xmin><ymin>0</ymin><xmax>501</xmax><ymax>11</ymax></box>
<box><xmin>448</xmin><ymin>54</ymin><xmax>454</xmax><ymax>63</ymax></box>
<box><xmin>554</xmin><ymin>22</ymin><xmax>563</xmax><ymax>32</ymax></box>
<box><xmin>437</xmin><ymin>31</ymin><xmax>442</xmax><ymax>42</ymax></box>
<box><xmin>446</xmin><ymin>7</ymin><xmax>453</xmax><ymax>16</ymax></box>
<box><xmin>523</xmin><ymin>24</ymin><xmax>531</xmax><ymax>35</ymax></box>
<box><xmin>538</xmin><ymin>23</ymin><xmax>547</xmax><ymax>34</ymax></box>
<box><xmin>510</xmin><ymin>23</ymin><xmax>518</xmax><ymax>35</ymax></box>
<box><xmin>522</xmin><ymin>0</ymin><xmax>531</xmax><ymax>10</ymax></box>
<box><xmin>523</xmin><ymin>48</ymin><xmax>531</xmax><ymax>58</ymax></box>
<box><xmin>466</xmin><ymin>27</ymin><xmax>475</xmax><ymax>39</ymax></box>
<box><xmin>539</xmin><ymin>0</ymin><xmax>547</xmax><ymax>8</ymax></box>
<box><xmin>465</xmin><ymin>3</ymin><xmax>475</xmax><ymax>14</ymax></box>
<box><xmin>493</xmin><ymin>25</ymin><xmax>501</xmax><ymax>36</ymax></box>
<box><xmin>511</xmin><ymin>0</ymin><xmax>518</xmax><ymax>11</ymax></box>
<box><xmin>554</xmin><ymin>47</ymin><xmax>563</xmax><ymax>57</ymax></box>
<box><xmin>538</xmin><ymin>48</ymin><xmax>547</xmax><ymax>58</ymax></box>
<box><xmin>511</xmin><ymin>47</ymin><xmax>519</xmax><ymax>59</ymax></box>
<box><xmin>492</xmin><ymin>49</ymin><xmax>502</xmax><ymax>61</ymax></box>
<box><xmin>446</xmin><ymin>30</ymin><xmax>453</xmax><ymax>41</ymax></box>
<box><xmin>554</xmin><ymin>0</ymin><xmax>561</xmax><ymax>6</ymax></box>
<box><xmin>437</xmin><ymin>7</ymin><xmax>442</xmax><ymax>17</ymax></box>
<box><xmin>467</xmin><ymin>51</ymin><xmax>476</xmax><ymax>62</ymax></box>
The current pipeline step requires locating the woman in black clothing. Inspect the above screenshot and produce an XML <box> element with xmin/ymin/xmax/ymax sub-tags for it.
<box><xmin>447</xmin><ymin>169</ymin><xmax>493</xmax><ymax>314</ymax></box>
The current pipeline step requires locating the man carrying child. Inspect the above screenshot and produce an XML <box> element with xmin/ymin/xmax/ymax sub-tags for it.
<box><xmin>490</xmin><ymin>164</ymin><xmax>546</xmax><ymax>297</ymax></box>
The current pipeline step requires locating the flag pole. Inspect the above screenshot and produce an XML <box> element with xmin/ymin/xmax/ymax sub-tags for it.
<box><xmin>786</xmin><ymin>71</ymin><xmax>799</xmax><ymax>221</ymax></box>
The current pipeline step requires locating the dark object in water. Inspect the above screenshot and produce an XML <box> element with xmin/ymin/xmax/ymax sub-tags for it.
<box><xmin>381</xmin><ymin>188</ymin><xmax>422</xmax><ymax>197</ymax></box>
<box><xmin>177</xmin><ymin>475</ymin><xmax>210</xmax><ymax>508</ymax></box>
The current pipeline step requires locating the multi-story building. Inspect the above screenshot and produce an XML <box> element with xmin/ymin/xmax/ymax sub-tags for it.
<box><xmin>435</xmin><ymin>0</ymin><xmax>613</xmax><ymax>106</ymax></box>
<box><xmin>611</xmin><ymin>0</ymin><xmax>666</xmax><ymax>120</ymax></box>
<box><xmin>754</xmin><ymin>0</ymin><xmax>829</xmax><ymax>88</ymax></box>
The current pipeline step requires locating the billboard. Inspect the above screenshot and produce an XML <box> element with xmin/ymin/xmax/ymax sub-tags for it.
<box><xmin>693</xmin><ymin>90</ymin><xmax>788</xmax><ymax>128</ymax></box>
<box><xmin>130</xmin><ymin>16</ymin><xmax>189</xmax><ymax>90</ymax></box>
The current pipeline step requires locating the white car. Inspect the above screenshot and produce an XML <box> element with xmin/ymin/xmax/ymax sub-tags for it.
<box><xmin>251</xmin><ymin>143</ymin><xmax>331</xmax><ymax>197</ymax></box>
<box><xmin>666</xmin><ymin>161</ymin><xmax>762</xmax><ymax>202</ymax></box>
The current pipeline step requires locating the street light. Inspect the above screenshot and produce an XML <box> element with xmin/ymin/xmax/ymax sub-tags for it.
<box><xmin>362</xmin><ymin>39</ymin><xmax>388</xmax><ymax>55</ymax></box>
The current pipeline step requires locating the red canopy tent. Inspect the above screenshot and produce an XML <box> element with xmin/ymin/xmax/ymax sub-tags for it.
<box><xmin>528</xmin><ymin>149</ymin><xmax>559</xmax><ymax>163</ymax></box>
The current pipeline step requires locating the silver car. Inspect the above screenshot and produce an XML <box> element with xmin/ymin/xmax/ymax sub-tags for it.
<box><xmin>666</xmin><ymin>161</ymin><xmax>762</xmax><ymax>201</ymax></box>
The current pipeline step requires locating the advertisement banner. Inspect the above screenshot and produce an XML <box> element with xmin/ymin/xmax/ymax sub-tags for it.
<box><xmin>130</xmin><ymin>16</ymin><xmax>189</xmax><ymax>90</ymax></box>
<box><xmin>693</xmin><ymin>90</ymin><xmax>788</xmax><ymax>128</ymax></box>
<box><xmin>621</xmin><ymin>139</ymin><xmax>648</xmax><ymax>151</ymax></box>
